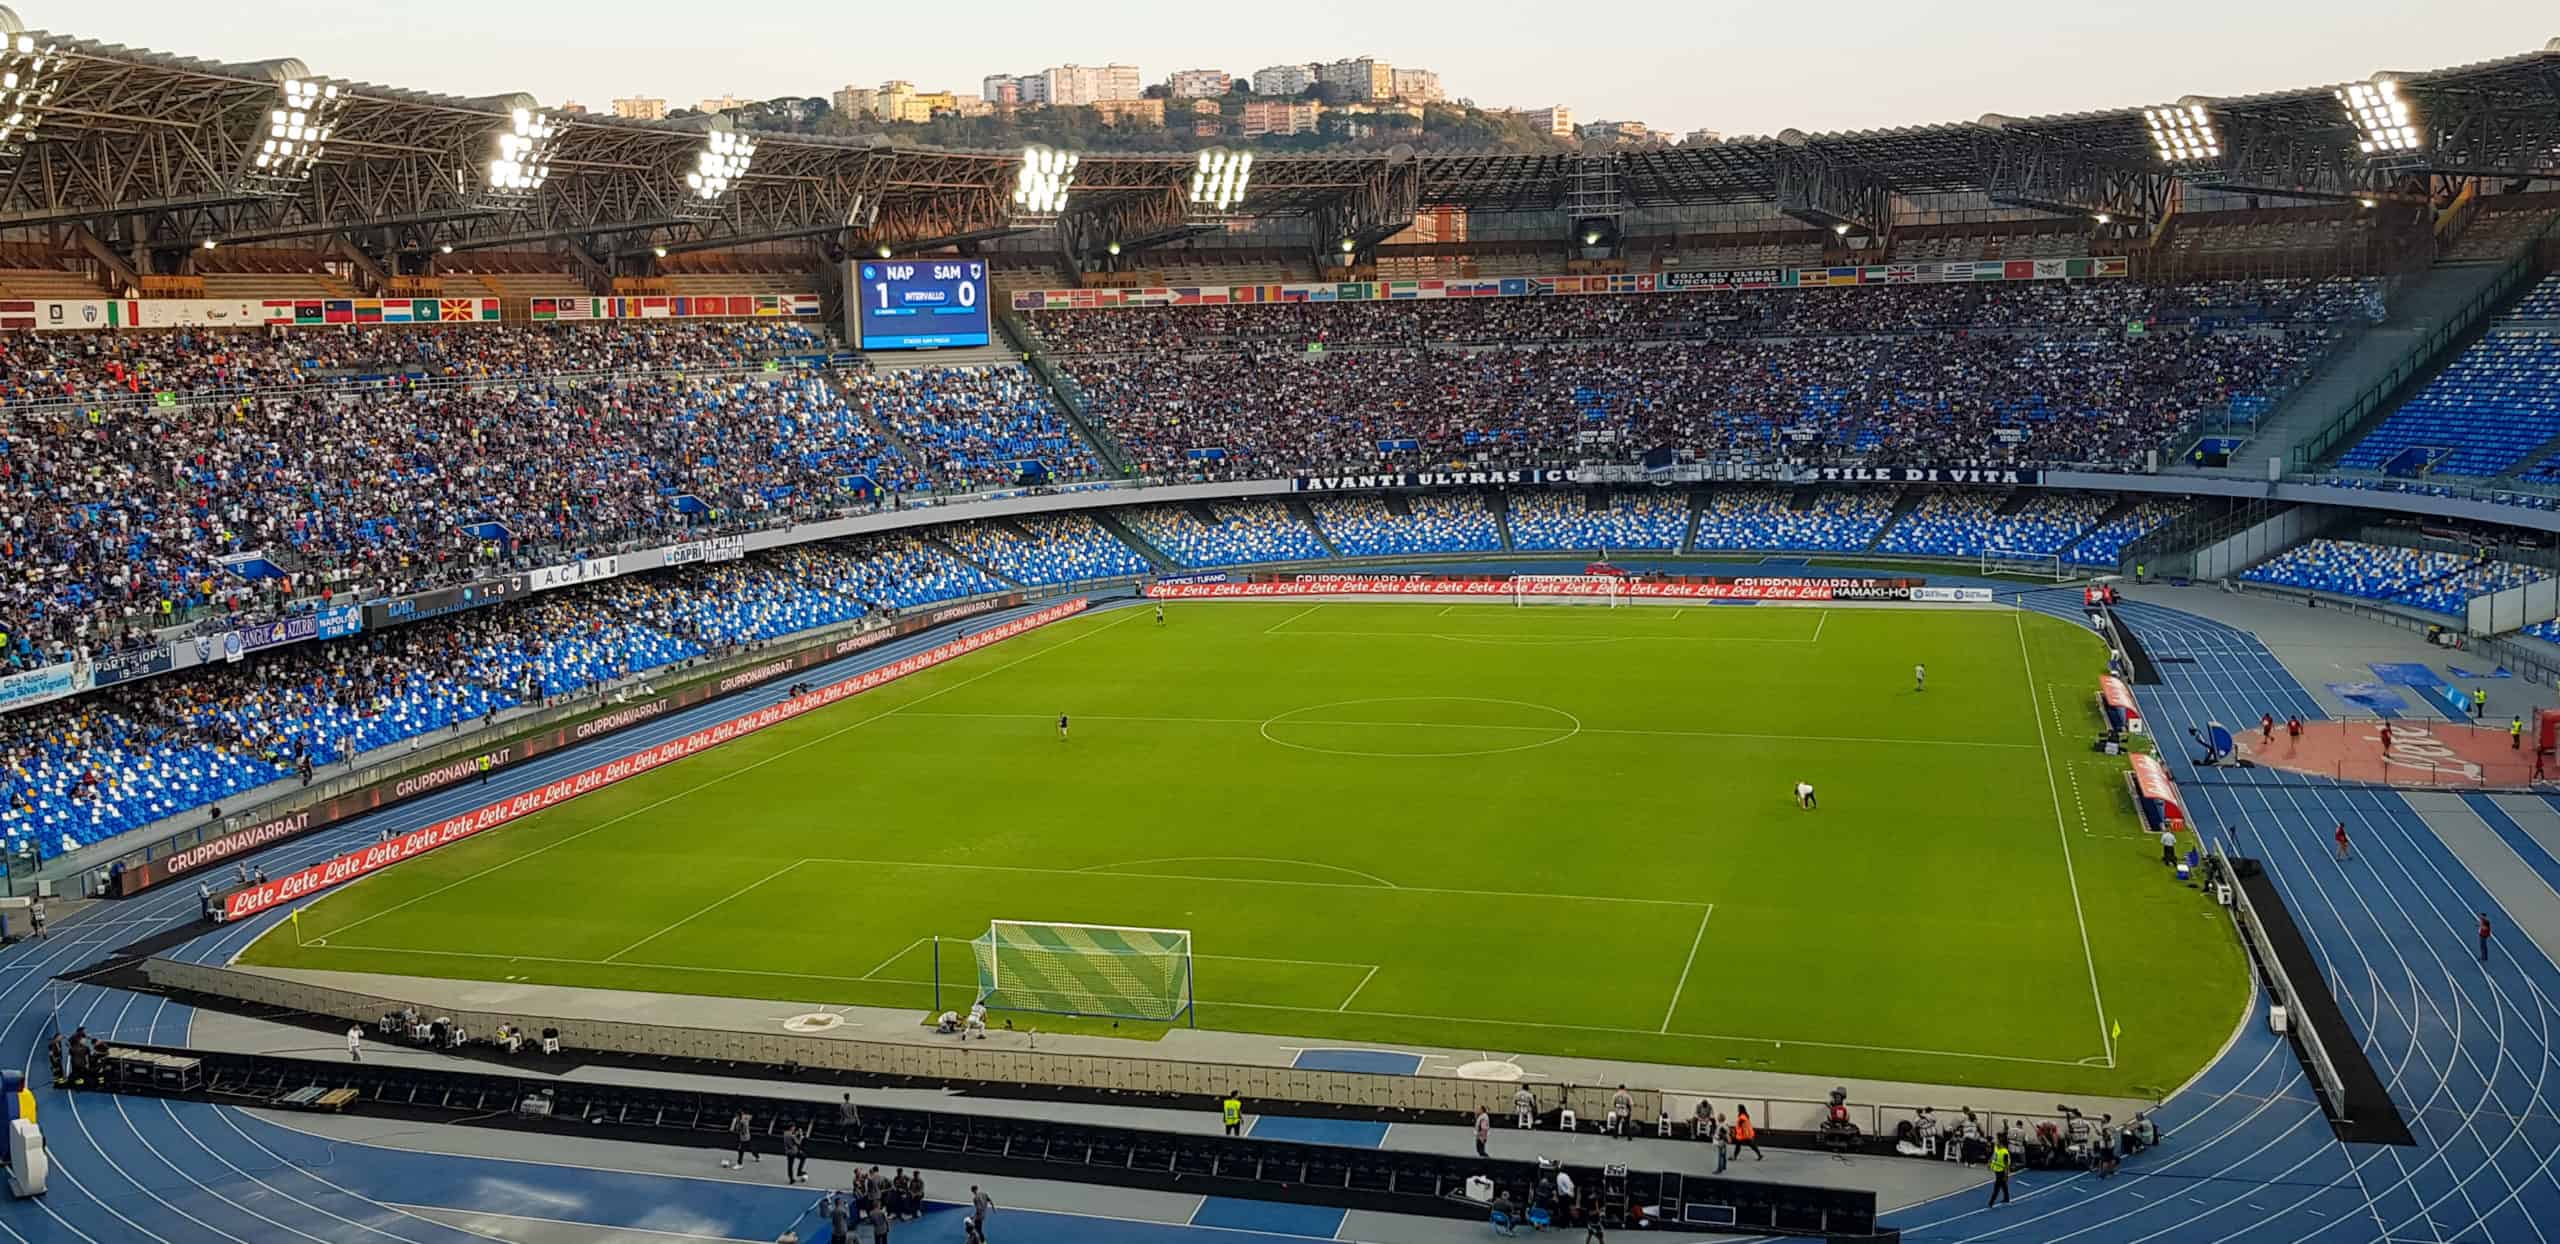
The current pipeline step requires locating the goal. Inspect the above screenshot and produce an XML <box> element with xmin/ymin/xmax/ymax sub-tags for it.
<box><xmin>1979</xmin><ymin>549</ymin><xmax>2068</xmax><ymax>582</ymax></box>
<box><xmin>963</xmin><ymin>920</ymin><xmax>1196</xmax><ymax>1024</ymax></box>
<box><xmin>1510</xmin><ymin>574</ymin><xmax>1626</xmax><ymax>606</ymax></box>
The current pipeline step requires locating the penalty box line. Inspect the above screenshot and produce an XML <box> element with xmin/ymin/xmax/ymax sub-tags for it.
<box><xmin>299</xmin><ymin>938</ymin><xmax>2093</xmax><ymax>1068</ymax></box>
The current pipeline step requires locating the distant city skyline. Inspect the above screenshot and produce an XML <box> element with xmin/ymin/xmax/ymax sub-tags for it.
<box><xmin>47</xmin><ymin>1</ymin><xmax>2558</xmax><ymax>137</ymax></box>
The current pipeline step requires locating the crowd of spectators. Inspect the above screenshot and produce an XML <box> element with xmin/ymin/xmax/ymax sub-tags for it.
<box><xmin>0</xmin><ymin>321</ymin><xmax>828</xmax><ymax>408</ymax></box>
<box><xmin>1062</xmin><ymin>326</ymin><xmax>2324</xmax><ymax>484</ymax></box>
<box><xmin>1022</xmin><ymin>278</ymin><xmax>2383</xmax><ymax>354</ymax></box>
<box><xmin>2066</xmin><ymin>499</ymin><xmax>2185</xmax><ymax>566</ymax></box>
<box><xmin>843</xmin><ymin>365</ymin><xmax>1103</xmax><ymax>490</ymax></box>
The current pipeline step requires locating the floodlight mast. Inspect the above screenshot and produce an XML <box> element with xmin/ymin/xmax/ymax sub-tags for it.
<box><xmin>1010</xmin><ymin>143</ymin><xmax>1079</xmax><ymax>225</ymax></box>
<box><xmin>0</xmin><ymin>10</ymin><xmax>63</xmax><ymax>161</ymax></box>
<box><xmin>477</xmin><ymin>99</ymin><xmax>560</xmax><ymax>207</ymax></box>
<box><xmin>673</xmin><ymin>118</ymin><xmax>757</xmax><ymax>219</ymax></box>
<box><xmin>1184</xmin><ymin>147</ymin><xmax>1253</xmax><ymax>219</ymax></box>
<box><xmin>239</xmin><ymin>68</ymin><xmax>347</xmax><ymax>198</ymax></box>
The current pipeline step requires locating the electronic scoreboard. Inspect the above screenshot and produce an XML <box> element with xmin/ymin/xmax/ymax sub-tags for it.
<box><xmin>851</xmin><ymin>258</ymin><xmax>990</xmax><ymax>350</ymax></box>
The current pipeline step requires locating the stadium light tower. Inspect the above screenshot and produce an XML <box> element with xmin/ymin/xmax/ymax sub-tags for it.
<box><xmin>2338</xmin><ymin>76</ymin><xmax>2423</xmax><ymax>160</ymax></box>
<box><xmin>1010</xmin><ymin>144</ymin><xmax>1079</xmax><ymax>224</ymax></box>
<box><xmin>2142</xmin><ymin>100</ymin><xmax>2221</xmax><ymax>168</ymax></box>
<box><xmin>479</xmin><ymin>103</ymin><xmax>561</xmax><ymax>207</ymax></box>
<box><xmin>1186</xmin><ymin>147</ymin><xmax>1252</xmax><ymax>219</ymax></box>
<box><xmin>0</xmin><ymin>12</ymin><xmax>63</xmax><ymax>162</ymax></box>
<box><xmin>241</xmin><ymin>72</ymin><xmax>347</xmax><ymax>196</ymax></box>
<box><xmin>674</xmin><ymin>121</ymin><xmax>756</xmax><ymax>218</ymax></box>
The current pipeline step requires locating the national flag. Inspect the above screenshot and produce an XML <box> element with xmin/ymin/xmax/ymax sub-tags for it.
<box><xmin>2004</xmin><ymin>260</ymin><xmax>2036</xmax><ymax>280</ymax></box>
<box><xmin>1939</xmin><ymin>262</ymin><xmax>1974</xmax><ymax>282</ymax></box>
<box><xmin>0</xmin><ymin>299</ymin><xmax>29</xmax><ymax>331</ymax></box>
<box><xmin>2033</xmin><ymin>259</ymin><xmax>2066</xmax><ymax>280</ymax></box>
<box><xmin>440</xmin><ymin>299</ymin><xmax>475</xmax><ymax>322</ymax></box>
<box><xmin>1886</xmin><ymin>265</ymin><xmax>1918</xmax><ymax>283</ymax></box>
<box><xmin>2065</xmin><ymin>258</ymin><xmax>2096</xmax><ymax>279</ymax></box>
<box><xmin>2096</xmin><ymin>256</ymin><xmax>2130</xmax><ymax>277</ymax></box>
<box><xmin>1389</xmin><ymin>280</ymin><xmax>1419</xmax><ymax>300</ymax></box>
<box><xmin>1336</xmin><ymin>283</ymin><xmax>1370</xmax><ymax>301</ymax></box>
<box><xmin>1499</xmin><ymin>278</ymin><xmax>1528</xmax><ymax>297</ymax></box>
<box><xmin>531</xmin><ymin>297</ymin><xmax>559</xmax><ymax>321</ymax></box>
<box><xmin>1229</xmin><ymin>286</ymin><xmax>1258</xmax><ymax>304</ymax></box>
<box><xmin>1173</xmin><ymin>288</ymin><xmax>1203</xmax><ymax>306</ymax></box>
<box><xmin>381</xmin><ymin>301</ymin><xmax>413</xmax><ymax>323</ymax></box>
<box><xmin>1279</xmin><ymin>286</ymin><xmax>1309</xmax><ymax>303</ymax></box>
<box><xmin>1199</xmin><ymin>289</ymin><xmax>1227</xmax><ymax>305</ymax></box>
<box><xmin>1019</xmin><ymin>291</ymin><xmax>1047</xmax><ymax>310</ymax></box>
<box><xmin>354</xmin><ymin>301</ymin><xmax>383</xmax><ymax>323</ymax></box>
<box><xmin>642</xmin><ymin>296</ymin><xmax>672</xmax><ymax>319</ymax></box>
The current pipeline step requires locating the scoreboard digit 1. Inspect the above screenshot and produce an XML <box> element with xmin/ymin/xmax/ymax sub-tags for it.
<box><xmin>849</xmin><ymin>258</ymin><xmax>991</xmax><ymax>350</ymax></box>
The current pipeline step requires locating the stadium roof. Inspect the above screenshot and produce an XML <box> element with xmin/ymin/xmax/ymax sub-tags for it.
<box><xmin>0</xmin><ymin>9</ymin><xmax>2550</xmax><ymax>257</ymax></box>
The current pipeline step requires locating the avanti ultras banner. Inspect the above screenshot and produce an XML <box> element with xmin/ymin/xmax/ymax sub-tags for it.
<box><xmin>219</xmin><ymin>598</ymin><xmax>1087</xmax><ymax>921</ymax></box>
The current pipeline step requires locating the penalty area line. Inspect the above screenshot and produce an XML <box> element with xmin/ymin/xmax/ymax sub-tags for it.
<box><xmin>1338</xmin><ymin>965</ymin><xmax>1380</xmax><ymax>1011</ymax></box>
<box><xmin>1659</xmin><ymin>903</ymin><xmax>1715</xmax><ymax>1033</ymax></box>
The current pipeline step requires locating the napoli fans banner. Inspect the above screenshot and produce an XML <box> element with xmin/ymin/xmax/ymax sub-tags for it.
<box><xmin>314</xmin><ymin>605</ymin><xmax>364</xmax><ymax>640</ymax></box>
<box><xmin>0</xmin><ymin>663</ymin><xmax>80</xmax><ymax>714</ymax></box>
<box><xmin>85</xmin><ymin>647</ymin><xmax>177</xmax><ymax>690</ymax></box>
<box><xmin>1294</xmin><ymin>468</ymin><xmax>1574</xmax><ymax>492</ymax></box>
<box><xmin>1743</xmin><ymin>464</ymin><xmax>2044</xmax><ymax>486</ymax></box>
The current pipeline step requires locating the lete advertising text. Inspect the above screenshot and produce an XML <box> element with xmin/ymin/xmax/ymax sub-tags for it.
<box><xmin>221</xmin><ymin>598</ymin><xmax>1089</xmax><ymax>920</ymax></box>
<box><xmin>1145</xmin><ymin>576</ymin><xmax>1956</xmax><ymax>603</ymax></box>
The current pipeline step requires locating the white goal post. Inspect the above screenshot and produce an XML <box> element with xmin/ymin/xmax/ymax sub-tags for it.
<box><xmin>965</xmin><ymin>919</ymin><xmax>1196</xmax><ymax>1024</ymax></box>
<box><xmin>1510</xmin><ymin>574</ymin><xmax>1627</xmax><ymax>606</ymax></box>
<box><xmin>1980</xmin><ymin>549</ymin><xmax>2069</xmax><ymax>582</ymax></box>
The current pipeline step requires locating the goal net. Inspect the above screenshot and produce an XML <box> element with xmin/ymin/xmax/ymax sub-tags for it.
<box><xmin>970</xmin><ymin>920</ymin><xmax>1195</xmax><ymax>1023</ymax></box>
<box><xmin>1510</xmin><ymin>574</ymin><xmax>1626</xmax><ymax>606</ymax></box>
<box><xmin>1980</xmin><ymin>549</ymin><xmax>2068</xmax><ymax>582</ymax></box>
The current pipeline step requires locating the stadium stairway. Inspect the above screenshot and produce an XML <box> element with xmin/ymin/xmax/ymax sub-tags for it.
<box><xmin>1092</xmin><ymin>509</ymin><xmax>1179</xmax><ymax>571</ymax></box>
<box><xmin>2224</xmin><ymin>259</ymin><xmax>2526</xmax><ymax>474</ymax></box>
<box><xmin>1493</xmin><ymin>493</ymin><xmax>1519</xmax><ymax>552</ymax></box>
<box><xmin>1862</xmin><ymin>588</ymin><xmax>2560</xmax><ymax>1243</ymax></box>
<box><xmin>1862</xmin><ymin>489</ymin><xmax>1931</xmax><ymax>554</ymax></box>
<box><xmin>819</xmin><ymin>369</ymin><xmax>938</xmax><ymax>491</ymax></box>
<box><xmin>1287</xmin><ymin>498</ymin><xmax>1342</xmax><ymax>559</ymax></box>
<box><xmin>926</xmin><ymin>532</ymin><xmax>1017</xmax><ymax>587</ymax></box>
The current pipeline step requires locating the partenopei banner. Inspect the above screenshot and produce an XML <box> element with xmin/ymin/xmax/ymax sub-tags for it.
<box><xmin>1146</xmin><ymin>576</ymin><xmax>1970</xmax><ymax>603</ymax></box>
<box><xmin>222</xmin><ymin>597</ymin><xmax>1089</xmax><ymax>922</ymax></box>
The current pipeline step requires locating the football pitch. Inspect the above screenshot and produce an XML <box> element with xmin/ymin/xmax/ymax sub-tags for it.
<box><xmin>245</xmin><ymin>598</ymin><xmax>2247</xmax><ymax>1097</ymax></box>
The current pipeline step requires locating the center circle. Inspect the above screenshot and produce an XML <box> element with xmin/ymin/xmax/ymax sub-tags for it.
<box><xmin>1259</xmin><ymin>696</ymin><xmax>1583</xmax><ymax>759</ymax></box>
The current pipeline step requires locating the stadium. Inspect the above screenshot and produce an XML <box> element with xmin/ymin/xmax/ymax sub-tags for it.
<box><xmin>0</xmin><ymin>5</ymin><xmax>2551</xmax><ymax>1242</ymax></box>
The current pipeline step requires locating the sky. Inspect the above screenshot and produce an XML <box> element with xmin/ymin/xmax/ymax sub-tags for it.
<box><xmin>44</xmin><ymin>1</ymin><xmax>2558</xmax><ymax>136</ymax></box>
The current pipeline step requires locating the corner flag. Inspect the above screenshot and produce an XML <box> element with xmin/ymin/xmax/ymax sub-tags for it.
<box><xmin>2110</xmin><ymin>1020</ymin><xmax>2122</xmax><ymax>1043</ymax></box>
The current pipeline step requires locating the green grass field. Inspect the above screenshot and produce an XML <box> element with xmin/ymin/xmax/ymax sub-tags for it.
<box><xmin>246</xmin><ymin>599</ymin><xmax>2246</xmax><ymax>1097</ymax></box>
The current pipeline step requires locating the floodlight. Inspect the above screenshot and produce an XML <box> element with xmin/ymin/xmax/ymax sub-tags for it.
<box><xmin>482</xmin><ymin>106</ymin><xmax>561</xmax><ymax>201</ymax></box>
<box><xmin>1582</xmin><ymin>229</ymin><xmax>1602</xmax><ymax>246</ymax></box>
<box><xmin>1011</xmin><ymin>144</ymin><xmax>1080</xmax><ymax>218</ymax></box>
<box><xmin>1186</xmin><ymin>147</ymin><xmax>1253</xmax><ymax>214</ymax></box>
<box><xmin>679</xmin><ymin>126</ymin><xmax>757</xmax><ymax>213</ymax></box>
<box><xmin>2338</xmin><ymin>77</ymin><xmax>2420</xmax><ymax>155</ymax></box>
<box><xmin>0</xmin><ymin>32</ymin><xmax>62</xmax><ymax>155</ymax></box>
<box><xmin>876</xmin><ymin>243</ymin><xmax>893</xmax><ymax>259</ymax></box>
<box><xmin>2141</xmin><ymin>103</ymin><xmax>2221</xmax><ymax>165</ymax></box>
<box><xmin>652</xmin><ymin>245</ymin><xmax>668</xmax><ymax>258</ymax></box>
<box><xmin>1338</xmin><ymin>237</ymin><xmax>1355</xmax><ymax>253</ymax></box>
<box><xmin>1106</xmin><ymin>241</ymin><xmax>1122</xmax><ymax>256</ymax></box>
<box><xmin>243</xmin><ymin>76</ymin><xmax>349</xmax><ymax>193</ymax></box>
<box><xmin>2093</xmin><ymin>212</ymin><xmax>2111</xmax><ymax>224</ymax></box>
<box><xmin>1833</xmin><ymin>222</ymin><xmax>1850</xmax><ymax>235</ymax></box>
<box><xmin>200</xmin><ymin>239</ymin><xmax>217</xmax><ymax>250</ymax></box>
<box><xmin>439</xmin><ymin>243</ymin><xmax>454</xmax><ymax>254</ymax></box>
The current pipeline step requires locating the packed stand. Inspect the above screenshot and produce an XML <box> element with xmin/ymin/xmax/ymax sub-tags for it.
<box><xmin>1689</xmin><ymin>488</ymin><xmax>1897</xmax><ymax>552</ymax></box>
<box><xmin>649</xmin><ymin>562</ymin><xmax>873</xmax><ymax>646</ymax></box>
<box><xmin>1506</xmin><ymin>492</ymin><xmax>1689</xmax><ymax>552</ymax></box>
<box><xmin>941</xmin><ymin>515</ymin><xmax>1150</xmax><ymax>585</ymax></box>
<box><xmin>0</xmin><ymin>367</ymin><xmax>936</xmax><ymax>655</ymax></box>
<box><xmin>1309</xmin><ymin>495</ymin><xmax>1504</xmax><ymax>557</ymax></box>
<box><xmin>0</xmin><ymin>321</ymin><xmax>828</xmax><ymax>408</ymax></box>
<box><xmin>1023</xmin><ymin>278</ymin><xmax>2381</xmax><ymax>354</ymax></box>
<box><xmin>844</xmin><ymin>365</ymin><xmax>1103</xmax><ymax>489</ymax></box>
<box><xmin>1064</xmin><ymin>328</ymin><xmax>2322</xmax><ymax>482</ymax></box>
<box><xmin>1874</xmin><ymin>492</ymin><xmax>2112</xmax><ymax>559</ymax></box>
<box><xmin>1123</xmin><ymin>502</ymin><xmax>1328</xmax><ymax>568</ymax></box>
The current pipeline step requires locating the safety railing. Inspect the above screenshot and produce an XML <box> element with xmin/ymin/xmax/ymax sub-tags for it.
<box><xmin>2214</xmin><ymin>842</ymin><xmax>2351</xmax><ymax>1120</ymax></box>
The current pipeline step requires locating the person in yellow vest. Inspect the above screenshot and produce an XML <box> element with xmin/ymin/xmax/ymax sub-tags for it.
<box><xmin>1986</xmin><ymin>1139</ymin><xmax>2016</xmax><ymax>1207</ymax></box>
<box><xmin>2474</xmin><ymin>687</ymin><xmax>2488</xmax><ymax>719</ymax></box>
<box><xmin>1221</xmin><ymin>1091</ymin><xmax>1243</xmax><ymax>1137</ymax></box>
<box><xmin>2513</xmin><ymin>717</ymin><xmax>2526</xmax><ymax>751</ymax></box>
